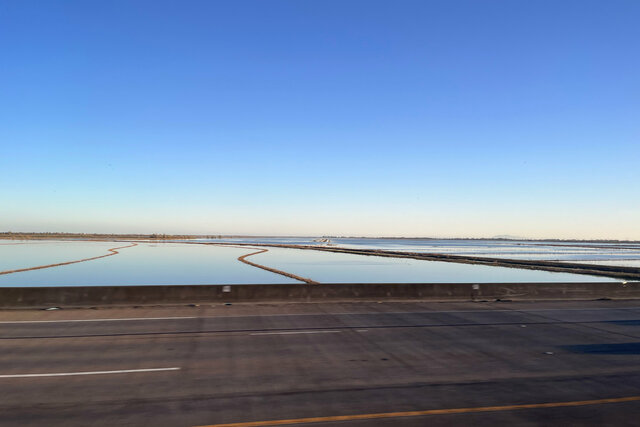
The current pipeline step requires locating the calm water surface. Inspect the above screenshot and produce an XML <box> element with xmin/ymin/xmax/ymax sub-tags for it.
<box><xmin>0</xmin><ymin>240</ymin><xmax>121</xmax><ymax>272</ymax></box>
<box><xmin>331</xmin><ymin>239</ymin><xmax>640</xmax><ymax>261</ymax></box>
<box><xmin>254</xmin><ymin>248</ymin><xmax>616</xmax><ymax>283</ymax></box>
<box><xmin>572</xmin><ymin>260</ymin><xmax>640</xmax><ymax>268</ymax></box>
<box><xmin>193</xmin><ymin>237</ymin><xmax>640</xmax><ymax>262</ymax></box>
<box><xmin>0</xmin><ymin>242</ymin><xmax>296</xmax><ymax>286</ymax></box>
<box><xmin>0</xmin><ymin>240</ymin><xmax>627</xmax><ymax>286</ymax></box>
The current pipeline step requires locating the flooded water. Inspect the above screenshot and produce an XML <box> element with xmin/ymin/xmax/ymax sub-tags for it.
<box><xmin>194</xmin><ymin>237</ymin><xmax>640</xmax><ymax>263</ymax></box>
<box><xmin>0</xmin><ymin>242</ymin><xmax>297</xmax><ymax>286</ymax></box>
<box><xmin>0</xmin><ymin>239</ymin><xmax>621</xmax><ymax>286</ymax></box>
<box><xmin>572</xmin><ymin>260</ymin><xmax>640</xmax><ymax>268</ymax></box>
<box><xmin>0</xmin><ymin>240</ymin><xmax>121</xmax><ymax>272</ymax></box>
<box><xmin>331</xmin><ymin>238</ymin><xmax>640</xmax><ymax>262</ymax></box>
<box><xmin>251</xmin><ymin>247</ymin><xmax>617</xmax><ymax>283</ymax></box>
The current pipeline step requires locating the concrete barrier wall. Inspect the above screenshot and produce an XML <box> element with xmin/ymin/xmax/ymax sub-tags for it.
<box><xmin>0</xmin><ymin>282</ymin><xmax>639</xmax><ymax>308</ymax></box>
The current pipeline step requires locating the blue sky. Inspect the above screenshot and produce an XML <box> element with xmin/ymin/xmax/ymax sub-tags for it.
<box><xmin>1</xmin><ymin>0</ymin><xmax>638</xmax><ymax>239</ymax></box>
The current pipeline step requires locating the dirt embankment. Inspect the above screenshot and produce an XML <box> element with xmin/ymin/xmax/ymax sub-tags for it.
<box><xmin>237</xmin><ymin>249</ymin><xmax>318</xmax><ymax>284</ymax></box>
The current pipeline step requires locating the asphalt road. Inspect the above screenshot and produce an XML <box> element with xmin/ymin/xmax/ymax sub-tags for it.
<box><xmin>1</xmin><ymin>300</ymin><xmax>640</xmax><ymax>426</ymax></box>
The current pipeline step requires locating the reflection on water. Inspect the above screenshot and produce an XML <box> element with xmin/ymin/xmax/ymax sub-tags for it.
<box><xmin>253</xmin><ymin>248</ymin><xmax>616</xmax><ymax>283</ymax></box>
<box><xmin>0</xmin><ymin>239</ymin><xmax>626</xmax><ymax>287</ymax></box>
<box><xmin>191</xmin><ymin>237</ymin><xmax>640</xmax><ymax>262</ymax></box>
<box><xmin>0</xmin><ymin>242</ymin><xmax>297</xmax><ymax>287</ymax></box>
<box><xmin>571</xmin><ymin>260</ymin><xmax>640</xmax><ymax>268</ymax></box>
<box><xmin>0</xmin><ymin>240</ymin><xmax>120</xmax><ymax>272</ymax></box>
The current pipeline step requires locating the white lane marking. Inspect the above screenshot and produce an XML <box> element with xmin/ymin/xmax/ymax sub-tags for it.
<box><xmin>0</xmin><ymin>317</ymin><xmax>197</xmax><ymax>324</ymax></box>
<box><xmin>356</xmin><ymin>329</ymin><xmax>369</xmax><ymax>332</ymax></box>
<box><xmin>250</xmin><ymin>330</ymin><xmax>342</xmax><ymax>336</ymax></box>
<box><xmin>0</xmin><ymin>367</ymin><xmax>181</xmax><ymax>378</ymax></box>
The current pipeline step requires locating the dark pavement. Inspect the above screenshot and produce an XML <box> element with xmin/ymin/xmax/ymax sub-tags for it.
<box><xmin>1</xmin><ymin>300</ymin><xmax>640</xmax><ymax>426</ymax></box>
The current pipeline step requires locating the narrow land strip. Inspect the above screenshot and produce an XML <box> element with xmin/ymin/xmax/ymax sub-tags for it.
<box><xmin>237</xmin><ymin>249</ymin><xmax>318</xmax><ymax>284</ymax></box>
<box><xmin>0</xmin><ymin>243</ymin><xmax>138</xmax><ymax>276</ymax></box>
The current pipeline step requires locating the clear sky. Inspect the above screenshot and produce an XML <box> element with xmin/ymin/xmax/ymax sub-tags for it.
<box><xmin>1</xmin><ymin>0</ymin><xmax>638</xmax><ymax>239</ymax></box>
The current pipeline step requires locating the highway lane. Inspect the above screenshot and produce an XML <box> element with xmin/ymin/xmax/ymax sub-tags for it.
<box><xmin>1</xmin><ymin>301</ymin><xmax>640</xmax><ymax>426</ymax></box>
<box><xmin>2</xmin><ymin>306</ymin><xmax>640</xmax><ymax>338</ymax></box>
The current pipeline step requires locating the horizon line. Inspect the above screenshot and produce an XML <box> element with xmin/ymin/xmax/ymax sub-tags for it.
<box><xmin>2</xmin><ymin>232</ymin><xmax>639</xmax><ymax>244</ymax></box>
